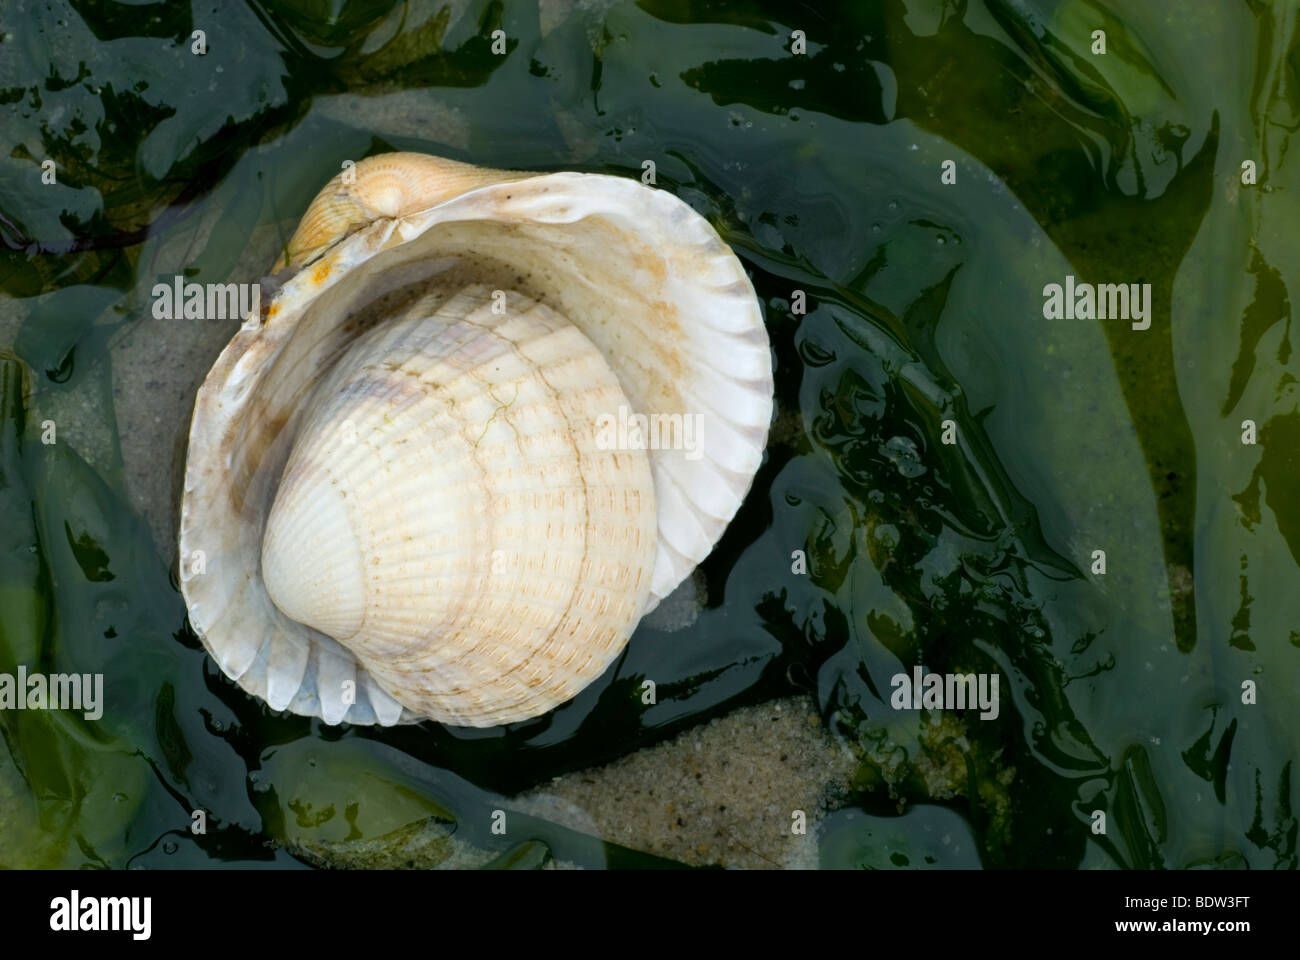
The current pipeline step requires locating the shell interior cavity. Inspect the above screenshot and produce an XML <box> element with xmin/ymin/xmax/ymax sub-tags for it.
<box><xmin>179</xmin><ymin>152</ymin><xmax>773</xmax><ymax>727</ymax></box>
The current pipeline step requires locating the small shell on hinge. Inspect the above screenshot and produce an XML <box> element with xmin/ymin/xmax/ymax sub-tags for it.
<box><xmin>274</xmin><ymin>154</ymin><xmax>528</xmax><ymax>272</ymax></box>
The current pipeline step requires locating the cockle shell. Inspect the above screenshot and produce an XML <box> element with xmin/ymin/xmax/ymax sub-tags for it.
<box><xmin>179</xmin><ymin>152</ymin><xmax>773</xmax><ymax>727</ymax></box>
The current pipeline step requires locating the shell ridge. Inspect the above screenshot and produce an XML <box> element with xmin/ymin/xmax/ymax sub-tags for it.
<box><xmin>383</xmin><ymin>293</ymin><xmax>590</xmax><ymax>717</ymax></box>
<box><xmin>457</xmin><ymin>301</ymin><xmax>600</xmax><ymax>712</ymax></box>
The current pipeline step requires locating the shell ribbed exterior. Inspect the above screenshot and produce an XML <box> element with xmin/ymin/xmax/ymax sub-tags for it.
<box><xmin>258</xmin><ymin>286</ymin><xmax>655</xmax><ymax>726</ymax></box>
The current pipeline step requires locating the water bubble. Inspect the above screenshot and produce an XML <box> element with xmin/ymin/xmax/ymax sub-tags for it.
<box><xmin>882</xmin><ymin>435</ymin><xmax>926</xmax><ymax>478</ymax></box>
<box><xmin>163</xmin><ymin>840</ymin><xmax>178</xmax><ymax>855</ymax></box>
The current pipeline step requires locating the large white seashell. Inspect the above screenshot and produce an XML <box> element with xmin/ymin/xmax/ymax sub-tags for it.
<box><xmin>179</xmin><ymin>152</ymin><xmax>773</xmax><ymax>727</ymax></box>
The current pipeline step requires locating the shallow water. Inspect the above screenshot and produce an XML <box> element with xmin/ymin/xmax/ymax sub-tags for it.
<box><xmin>0</xmin><ymin>0</ymin><xmax>1296</xmax><ymax>868</ymax></box>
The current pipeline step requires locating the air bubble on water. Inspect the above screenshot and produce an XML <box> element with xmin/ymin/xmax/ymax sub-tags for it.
<box><xmin>883</xmin><ymin>435</ymin><xmax>926</xmax><ymax>478</ymax></box>
<box><xmin>163</xmin><ymin>840</ymin><xmax>178</xmax><ymax>855</ymax></box>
